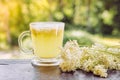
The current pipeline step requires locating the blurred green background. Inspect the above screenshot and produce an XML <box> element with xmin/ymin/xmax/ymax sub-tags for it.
<box><xmin>0</xmin><ymin>0</ymin><xmax>120</xmax><ymax>53</ymax></box>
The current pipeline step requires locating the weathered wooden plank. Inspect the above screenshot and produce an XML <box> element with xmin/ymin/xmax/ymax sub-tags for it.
<box><xmin>0</xmin><ymin>59</ymin><xmax>119</xmax><ymax>80</ymax></box>
<box><xmin>0</xmin><ymin>59</ymin><xmax>31</xmax><ymax>64</ymax></box>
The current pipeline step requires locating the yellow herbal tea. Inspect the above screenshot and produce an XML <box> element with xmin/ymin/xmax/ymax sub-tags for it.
<box><xmin>31</xmin><ymin>28</ymin><xmax>64</xmax><ymax>58</ymax></box>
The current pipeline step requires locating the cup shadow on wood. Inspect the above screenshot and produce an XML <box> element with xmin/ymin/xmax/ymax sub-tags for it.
<box><xmin>32</xmin><ymin>65</ymin><xmax>61</xmax><ymax>80</ymax></box>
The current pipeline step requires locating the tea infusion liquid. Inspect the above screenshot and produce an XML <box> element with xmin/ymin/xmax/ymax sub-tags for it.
<box><xmin>31</xmin><ymin>28</ymin><xmax>64</xmax><ymax>58</ymax></box>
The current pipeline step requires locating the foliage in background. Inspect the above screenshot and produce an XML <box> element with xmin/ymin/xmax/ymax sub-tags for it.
<box><xmin>0</xmin><ymin>0</ymin><xmax>120</xmax><ymax>50</ymax></box>
<box><xmin>64</xmin><ymin>30</ymin><xmax>94</xmax><ymax>46</ymax></box>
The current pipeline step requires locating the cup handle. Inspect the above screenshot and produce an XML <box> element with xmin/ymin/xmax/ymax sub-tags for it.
<box><xmin>18</xmin><ymin>31</ymin><xmax>33</xmax><ymax>53</ymax></box>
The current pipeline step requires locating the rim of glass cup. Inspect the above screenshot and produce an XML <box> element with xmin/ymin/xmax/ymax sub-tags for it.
<box><xmin>30</xmin><ymin>22</ymin><xmax>65</xmax><ymax>29</ymax></box>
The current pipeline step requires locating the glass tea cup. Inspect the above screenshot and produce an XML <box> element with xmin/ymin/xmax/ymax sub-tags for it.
<box><xmin>18</xmin><ymin>22</ymin><xmax>65</xmax><ymax>66</ymax></box>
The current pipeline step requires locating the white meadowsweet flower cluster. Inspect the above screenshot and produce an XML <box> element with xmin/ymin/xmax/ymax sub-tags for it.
<box><xmin>59</xmin><ymin>40</ymin><xmax>120</xmax><ymax>78</ymax></box>
<box><xmin>59</xmin><ymin>40</ymin><xmax>81</xmax><ymax>72</ymax></box>
<box><xmin>93</xmin><ymin>65</ymin><xmax>107</xmax><ymax>77</ymax></box>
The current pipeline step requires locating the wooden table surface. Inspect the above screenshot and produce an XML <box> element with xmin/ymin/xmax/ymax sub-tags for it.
<box><xmin>0</xmin><ymin>59</ymin><xmax>119</xmax><ymax>80</ymax></box>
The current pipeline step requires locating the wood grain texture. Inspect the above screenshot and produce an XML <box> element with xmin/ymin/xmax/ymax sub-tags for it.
<box><xmin>0</xmin><ymin>59</ymin><xmax>119</xmax><ymax>80</ymax></box>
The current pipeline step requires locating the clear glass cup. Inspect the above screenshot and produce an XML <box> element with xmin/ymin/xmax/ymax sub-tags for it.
<box><xmin>18</xmin><ymin>22</ymin><xmax>65</xmax><ymax>66</ymax></box>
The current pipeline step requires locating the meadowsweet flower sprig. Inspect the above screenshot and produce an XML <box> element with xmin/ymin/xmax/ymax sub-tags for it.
<box><xmin>59</xmin><ymin>40</ymin><xmax>120</xmax><ymax>78</ymax></box>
